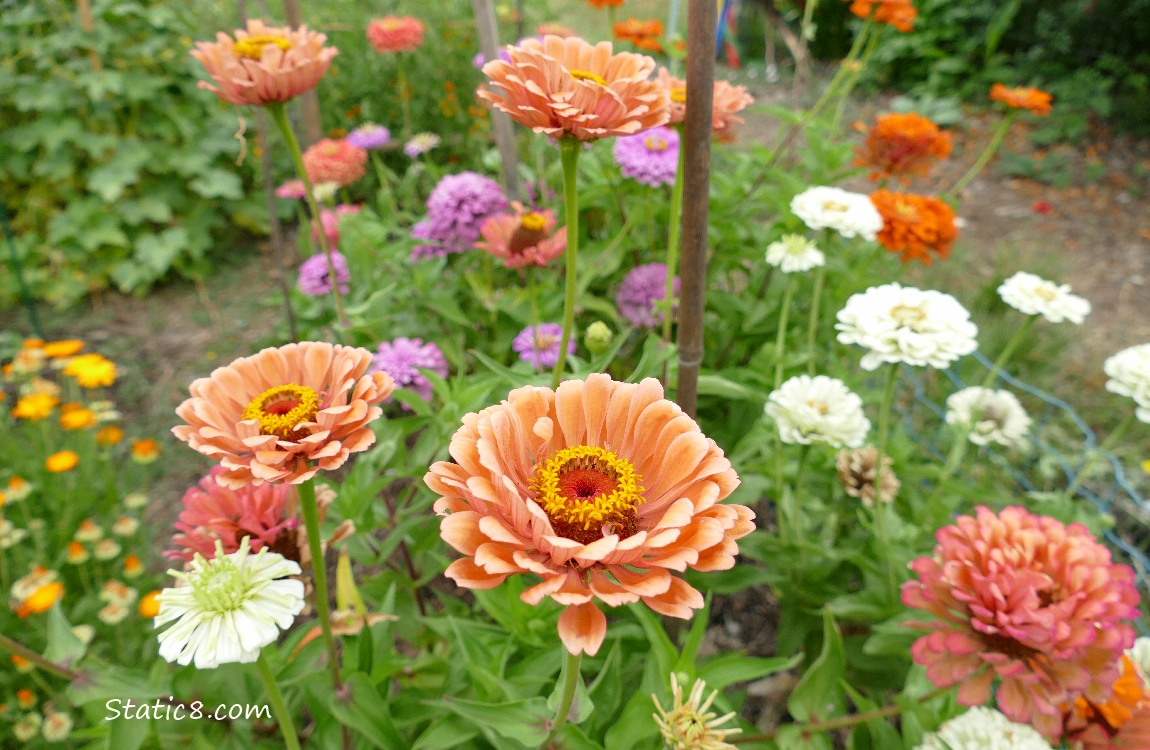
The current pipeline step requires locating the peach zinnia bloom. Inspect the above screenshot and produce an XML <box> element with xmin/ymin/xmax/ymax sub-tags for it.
<box><xmin>302</xmin><ymin>138</ymin><xmax>367</xmax><ymax>187</ymax></box>
<box><xmin>1064</xmin><ymin>655</ymin><xmax>1150</xmax><ymax>750</ymax></box>
<box><xmin>536</xmin><ymin>23</ymin><xmax>577</xmax><ymax>38</ymax></box>
<box><xmin>902</xmin><ymin>506</ymin><xmax>1141</xmax><ymax>739</ymax></box>
<box><xmin>613</xmin><ymin>18</ymin><xmax>664</xmax><ymax>53</ymax></box>
<box><xmin>870</xmin><ymin>190</ymin><xmax>958</xmax><ymax>264</ymax></box>
<box><xmin>366</xmin><ymin>16</ymin><xmax>425</xmax><ymax>54</ymax></box>
<box><xmin>848</xmin><ymin>0</ymin><xmax>917</xmax><ymax>31</ymax></box>
<box><xmin>190</xmin><ymin>19</ymin><xmax>338</xmax><ymax>107</ymax></box>
<box><xmin>854</xmin><ymin>112</ymin><xmax>952</xmax><ymax>182</ymax></box>
<box><xmin>479</xmin><ymin>35</ymin><xmax>670</xmax><ymax>141</ymax></box>
<box><xmin>173</xmin><ymin>342</ymin><xmax>394</xmax><ymax>488</ymax></box>
<box><xmin>425</xmin><ymin>374</ymin><xmax>755</xmax><ymax>657</ymax></box>
<box><xmin>476</xmin><ymin>203</ymin><xmax>568</xmax><ymax>269</ymax></box>
<box><xmin>990</xmin><ymin>83</ymin><xmax>1054</xmax><ymax>117</ymax></box>
<box><xmin>656</xmin><ymin>69</ymin><xmax>754</xmax><ymax>135</ymax></box>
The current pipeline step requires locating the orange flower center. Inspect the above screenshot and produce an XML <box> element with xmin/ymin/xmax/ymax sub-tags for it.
<box><xmin>234</xmin><ymin>35</ymin><xmax>292</xmax><ymax>59</ymax></box>
<box><xmin>644</xmin><ymin>135</ymin><xmax>668</xmax><ymax>152</ymax></box>
<box><xmin>533</xmin><ymin>446</ymin><xmax>645</xmax><ymax>543</ymax></box>
<box><xmin>242</xmin><ymin>384</ymin><xmax>320</xmax><ymax>440</ymax></box>
<box><xmin>670</xmin><ymin>87</ymin><xmax>687</xmax><ymax>104</ymax></box>
<box><xmin>569</xmin><ymin>69</ymin><xmax>608</xmax><ymax>86</ymax></box>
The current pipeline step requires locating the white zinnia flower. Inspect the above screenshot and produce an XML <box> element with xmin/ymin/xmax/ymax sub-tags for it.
<box><xmin>41</xmin><ymin>711</ymin><xmax>74</xmax><ymax>742</ymax></box>
<box><xmin>914</xmin><ymin>707</ymin><xmax>1052</xmax><ymax>750</ymax></box>
<box><xmin>155</xmin><ymin>539</ymin><xmax>305</xmax><ymax>670</ymax></box>
<box><xmin>945</xmin><ymin>387</ymin><xmax>1032</xmax><ymax>447</ymax></box>
<box><xmin>766</xmin><ymin>375</ymin><xmax>870</xmax><ymax>448</ymax></box>
<box><xmin>1127</xmin><ymin>637</ymin><xmax>1150</xmax><ymax>687</ymax></box>
<box><xmin>835</xmin><ymin>283</ymin><xmax>979</xmax><ymax>371</ymax></box>
<box><xmin>997</xmin><ymin>271</ymin><xmax>1091</xmax><ymax>324</ymax></box>
<box><xmin>0</xmin><ymin>518</ymin><xmax>27</xmax><ymax>549</ymax></box>
<box><xmin>1104</xmin><ymin>343</ymin><xmax>1150</xmax><ymax>423</ymax></box>
<box><xmin>765</xmin><ymin>234</ymin><xmax>825</xmax><ymax>273</ymax></box>
<box><xmin>790</xmin><ymin>186</ymin><xmax>884</xmax><ymax>241</ymax></box>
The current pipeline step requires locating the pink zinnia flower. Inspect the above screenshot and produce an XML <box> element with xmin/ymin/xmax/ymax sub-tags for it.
<box><xmin>657</xmin><ymin>69</ymin><xmax>754</xmax><ymax>135</ymax></box>
<box><xmin>476</xmin><ymin>203</ymin><xmax>567</xmax><ymax>269</ymax></box>
<box><xmin>902</xmin><ymin>506</ymin><xmax>1141</xmax><ymax>739</ymax></box>
<box><xmin>190</xmin><ymin>19</ymin><xmax>338</xmax><ymax>107</ymax></box>
<box><xmin>275</xmin><ymin>179</ymin><xmax>306</xmax><ymax>199</ymax></box>
<box><xmin>366</xmin><ymin>16</ymin><xmax>425</xmax><ymax>54</ymax></box>
<box><xmin>166</xmin><ymin>467</ymin><xmax>295</xmax><ymax>562</ymax></box>
<box><xmin>310</xmin><ymin>204</ymin><xmax>361</xmax><ymax>249</ymax></box>
<box><xmin>301</xmin><ymin>139</ymin><xmax>367</xmax><ymax>187</ymax></box>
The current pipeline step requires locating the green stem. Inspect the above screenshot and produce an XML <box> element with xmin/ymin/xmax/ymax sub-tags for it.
<box><xmin>551</xmin><ymin>140</ymin><xmax>582</xmax><ymax>390</ymax></box>
<box><xmin>980</xmin><ymin>316</ymin><xmax>1035</xmax><ymax>389</ymax></box>
<box><xmin>543</xmin><ymin>650</ymin><xmax>582</xmax><ymax>747</ymax></box>
<box><xmin>0</xmin><ymin>633</ymin><xmax>75</xmax><ymax>681</ymax></box>
<box><xmin>805</xmin><ymin>264</ymin><xmax>826</xmax><ymax>375</ymax></box>
<box><xmin>370</xmin><ymin>152</ymin><xmax>400</xmax><ymax>220</ymax></box>
<box><xmin>1064</xmin><ymin>413</ymin><xmax>1138</xmax><ymax>500</ymax></box>
<box><xmin>256</xmin><ymin>652</ymin><xmax>302</xmax><ymax>750</ymax></box>
<box><xmin>873</xmin><ymin>364</ymin><xmax>899</xmax><ymax>601</ymax></box>
<box><xmin>773</xmin><ymin>277</ymin><xmax>798</xmax><ymax>390</ymax></box>
<box><xmin>268</xmin><ymin>103</ymin><xmax>349</xmax><ymax>329</ymax></box>
<box><xmin>661</xmin><ymin>140</ymin><xmax>686</xmax><ymax>349</ymax></box>
<box><xmin>831</xmin><ymin>21</ymin><xmax>881</xmax><ymax>129</ymax></box>
<box><xmin>928</xmin><ymin>429</ymin><xmax>969</xmax><ymax>505</ymax></box>
<box><xmin>947</xmin><ymin>111</ymin><xmax>1018</xmax><ymax>199</ymax></box>
<box><xmin>526</xmin><ymin>268</ymin><xmax>542</xmax><ymax>342</ymax></box>
<box><xmin>397</xmin><ymin>55</ymin><xmax>413</xmax><ymax>137</ymax></box>
<box><xmin>297</xmin><ymin>480</ymin><xmax>342</xmax><ymax>692</ymax></box>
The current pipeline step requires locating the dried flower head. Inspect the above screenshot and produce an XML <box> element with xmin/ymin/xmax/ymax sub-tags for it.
<box><xmin>836</xmin><ymin>445</ymin><xmax>899</xmax><ymax>506</ymax></box>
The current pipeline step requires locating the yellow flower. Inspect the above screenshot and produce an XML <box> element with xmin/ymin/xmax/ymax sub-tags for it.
<box><xmin>1142</xmin><ymin>459</ymin><xmax>1150</xmax><ymax>474</ymax></box>
<box><xmin>11</xmin><ymin>392</ymin><xmax>59</xmax><ymax>421</ymax></box>
<box><xmin>16</xmin><ymin>581</ymin><xmax>64</xmax><ymax>617</ymax></box>
<box><xmin>45</xmin><ymin>451</ymin><xmax>79</xmax><ymax>473</ymax></box>
<box><xmin>42</xmin><ymin>340</ymin><xmax>84</xmax><ymax>359</ymax></box>
<box><xmin>131</xmin><ymin>438</ymin><xmax>161</xmax><ymax>464</ymax></box>
<box><xmin>59</xmin><ymin>404</ymin><xmax>98</xmax><ymax>430</ymax></box>
<box><xmin>63</xmin><ymin>354</ymin><xmax>117</xmax><ymax>388</ymax></box>
<box><xmin>96</xmin><ymin>425</ymin><xmax>124</xmax><ymax>446</ymax></box>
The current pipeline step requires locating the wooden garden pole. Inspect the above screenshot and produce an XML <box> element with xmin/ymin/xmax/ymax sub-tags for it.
<box><xmin>471</xmin><ymin>0</ymin><xmax>521</xmax><ymax>200</ymax></box>
<box><xmin>282</xmin><ymin>0</ymin><xmax>323</xmax><ymax>146</ymax></box>
<box><xmin>674</xmin><ymin>0</ymin><xmax>717</xmax><ymax>419</ymax></box>
<box><xmin>76</xmin><ymin>0</ymin><xmax>103</xmax><ymax>73</ymax></box>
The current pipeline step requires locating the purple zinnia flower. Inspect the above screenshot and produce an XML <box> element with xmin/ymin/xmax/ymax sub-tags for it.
<box><xmin>613</xmin><ymin>126</ymin><xmax>680</xmax><ymax>187</ymax></box>
<box><xmin>346</xmin><ymin>123</ymin><xmax>392</xmax><ymax>150</ymax></box>
<box><xmin>404</xmin><ymin>132</ymin><xmax>441</xmax><ymax>158</ymax></box>
<box><xmin>512</xmin><ymin>323</ymin><xmax>575</xmax><ymax>369</ymax></box>
<box><xmin>370</xmin><ymin>337</ymin><xmax>448</xmax><ymax>404</ymax></box>
<box><xmin>411</xmin><ymin>171</ymin><xmax>509</xmax><ymax>260</ymax></box>
<box><xmin>298</xmin><ymin>252</ymin><xmax>351</xmax><ymax>296</ymax></box>
<box><xmin>616</xmin><ymin>263</ymin><xmax>679</xmax><ymax>329</ymax></box>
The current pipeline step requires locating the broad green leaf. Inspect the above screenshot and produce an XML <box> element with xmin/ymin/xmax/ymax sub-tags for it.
<box><xmin>787</xmin><ymin>609</ymin><xmax>846</xmax><ymax>724</ymax></box>
<box><xmin>328</xmin><ymin>673</ymin><xmax>406</xmax><ymax>749</ymax></box>
<box><xmin>44</xmin><ymin>604</ymin><xmax>85</xmax><ymax>665</ymax></box>
<box><xmin>439</xmin><ymin>696</ymin><xmax>550</xmax><ymax>747</ymax></box>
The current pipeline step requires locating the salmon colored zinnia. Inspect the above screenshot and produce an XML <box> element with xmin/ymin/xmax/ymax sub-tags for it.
<box><xmin>902</xmin><ymin>506</ymin><xmax>1141</xmax><ymax>739</ymax></box>
<box><xmin>479</xmin><ymin>35</ymin><xmax>670</xmax><ymax>141</ymax></box>
<box><xmin>476</xmin><ymin>203</ymin><xmax>568</xmax><ymax>269</ymax></box>
<box><xmin>990</xmin><ymin>83</ymin><xmax>1054</xmax><ymax>117</ymax></box>
<box><xmin>173</xmin><ymin>342</ymin><xmax>394</xmax><ymax>488</ymax></box>
<box><xmin>855</xmin><ymin>112</ymin><xmax>952</xmax><ymax>182</ymax></box>
<box><xmin>190</xmin><ymin>19</ymin><xmax>338</xmax><ymax>107</ymax></box>
<box><xmin>365</xmin><ymin>15</ymin><xmax>425</xmax><ymax>54</ymax></box>
<box><xmin>426</xmin><ymin>374</ymin><xmax>755</xmax><ymax>657</ymax></box>
<box><xmin>656</xmin><ymin>69</ymin><xmax>754</xmax><ymax>135</ymax></box>
<box><xmin>1063</xmin><ymin>655</ymin><xmax>1150</xmax><ymax>750</ymax></box>
<box><xmin>301</xmin><ymin>138</ymin><xmax>367</xmax><ymax>187</ymax></box>
<box><xmin>848</xmin><ymin>0</ymin><xmax>917</xmax><ymax>31</ymax></box>
<box><xmin>870</xmin><ymin>190</ymin><xmax>958</xmax><ymax>264</ymax></box>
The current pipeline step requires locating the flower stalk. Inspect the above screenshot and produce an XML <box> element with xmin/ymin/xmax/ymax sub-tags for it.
<box><xmin>873</xmin><ymin>364</ymin><xmax>900</xmax><ymax>601</ymax></box>
<box><xmin>948</xmin><ymin>110</ymin><xmax>1018</xmax><ymax>198</ymax></box>
<box><xmin>980</xmin><ymin>315</ymin><xmax>1036</xmax><ymax>388</ymax></box>
<box><xmin>551</xmin><ymin>139</ymin><xmax>582</xmax><ymax>389</ymax></box>
<box><xmin>297</xmin><ymin>479</ymin><xmax>342</xmax><ymax>691</ymax></box>
<box><xmin>805</xmin><ymin>264</ymin><xmax>826</xmax><ymax>375</ymax></box>
<box><xmin>542</xmin><ymin>650</ymin><xmax>583</xmax><ymax>748</ymax></box>
<box><xmin>256</xmin><ymin>652</ymin><xmax>302</xmax><ymax>750</ymax></box>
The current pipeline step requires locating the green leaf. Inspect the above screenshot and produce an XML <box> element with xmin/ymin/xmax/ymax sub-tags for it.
<box><xmin>189</xmin><ymin>168</ymin><xmax>244</xmax><ymax>200</ymax></box>
<box><xmin>328</xmin><ymin>673</ymin><xmax>407</xmax><ymax>749</ymax></box>
<box><xmin>133</xmin><ymin>227</ymin><xmax>189</xmax><ymax>274</ymax></box>
<box><xmin>698</xmin><ymin>652</ymin><xmax>803</xmax><ymax>692</ymax></box>
<box><xmin>439</xmin><ymin>696</ymin><xmax>550</xmax><ymax>747</ymax></box>
<box><xmin>106</xmin><ymin>715</ymin><xmax>152</xmax><ymax>750</ymax></box>
<box><xmin>787</xmin><ymin>609</ymin><xmax>846</xmax><ymax>724</ymax></box>
<box><xmin>411</xmin><ymin>716</ymin><xmax>480</xmax><ymax>750</ymax></box>
<box><xmin>43</xmin><ymin>604</ymin><xmax>85</xmax><ymax>665</ymax></box>
<box><xmin>87</xmin><ymin>148</ymin><xmax>149</xmax><ymax>202</ymax></box>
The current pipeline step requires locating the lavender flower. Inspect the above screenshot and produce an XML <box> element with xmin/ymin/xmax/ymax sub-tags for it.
<box><xmin>616</xmin><ymin>263</ymin><xmax>679</xmax><ymax>329</ymax></box>
<box><xmin>370</xmin><ymin>338</ymin><xmax>448</xmax><ymax>404</ymax></box>
<box><xmin>346</xmin><ymin>123</ymin><xmax>392</xmax><ymax>150</ymax></box>
<box><xmin>411</xmin><ymin>171</ymin><xmax>509</xmax><ymax>259</ymax></box>
<box><xmin>298</xmin><ymin>252</ymin><xmax>350</xmax><ymax>296</ymax></box>
<box><xmin>512</xmin><ymin>324</ymin><xmax>575</xmax><ymax>369</ymax></box>
<box><xmin>613</xmin><ymin>126</ymin><xmax>680</xmax><ymax>187</ymax></box>
<box><xmin>404</xmin><ymin>132</ymin><xmax>441</xmax><ymax>158</ymax></box>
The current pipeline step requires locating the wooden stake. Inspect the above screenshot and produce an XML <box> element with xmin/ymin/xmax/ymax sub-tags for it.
<box><xmin>282</xmin><ymin>0</ymin><xmax>324</xmax><ymax>146</ymax></box>
<box><xmin>471</xmin><ymin>0</ymin><xmax>521</xmax><ymax>200</ymax></box>
<box><xmin>76</xmin><ymin>0</ymin><xmax>103</xmax><ymax>73</ymax></box>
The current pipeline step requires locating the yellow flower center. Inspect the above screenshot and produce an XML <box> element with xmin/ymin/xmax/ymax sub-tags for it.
<box><xmin>242</xmin><ymin>384</ymin><xmax>320</xmax><ymax>440</ymax></box>
<box><xmin>569</xmin><ymin>69</ymin><xmax>608</xmax><ymax>86</ymax></box>
<box><xmin>234</xmin><ymin>35</ymin><xmax>292</xmax><ymax>60</ymax></box>
<box><xmin>822</xmin><ymin>200</ymin><xmax>850</xmax><ymax>214</ymax></box>
<box><xmin>806</xmin><ymin>399</ymin><xmax>830</xmax><ymax>415</ymax></box>
<box><xmin>1035</xmin><ymin>285</ymin><xmax>1057</xmax><ymax>301</ymax></box>
<box><xmin>644</xmin><ymin>135</ymin><xmax>668</xmax><ymax>152</ymax></box>
<box><xmin>890</xmin><ymin>304</ymin><xmax>927</xmax><ymax>330</ymax></box>
<box><xmin>893</xmin><ymin>199</ymin><xmax>919</xmax><ymax>220</ymax></box>
<box><xmin>520</xmin><ymin>212</ymin><xmax>547</xmax><ymax>233</ymax></box>
<box><xmin>533</xmin><ymin>446</ymin><xmax>645</xmax><ymax>542</ymax></box>
<box><xmin>671</xmin><ymin>87</ymin><xmax>687</xmax><ymax>103</ymax></box>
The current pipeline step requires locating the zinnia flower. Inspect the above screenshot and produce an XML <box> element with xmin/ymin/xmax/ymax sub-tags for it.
<box><xmin>411</xmin><ymin>171</ymin><xmax>509</xmax><ymax>259</ymax></box>
<box><xmin>914</xmin><ymin>707</ymin><xmax>1052</xmax><ymax>750</ymax></box>
<box><xmin>587</xmin><ymin>0</ymin><xmax>624</xmax><ymax>7</ymax></box>
<box><xmin>870</xmin><ymin>190</ymin><xmax>958</xmax><ymax>264</ymax></box>
<box><xmin>616</xmin><ymin>262</ymin><xmax>679</xmax><ymax>329</ymax></box>
<box><xmin>836</xmin><ymin>445</ymin><xmax>899</xmax><ymax>506</ymax></box>
<box><xmin>902</xmin><ymin>506</ymin><xmax>1142</xmax><ymax>738</ymax></box>
<box><xmin>512</xmin><ymin>324</ymin><xmax>575</xmax><ymax>369</ymax></box>
<box><xmin>945</xmin><ymin>387</ymin><xmax>1031</xmax><ymax>447</ymax></box>
<box><xmin>404</xmin><ymin>132</ymin><xmax>441</xmax><ymax>158</ymax></box>
<box><xmin>172</xmin><ymin>342</ymin><xmax>394</xmax><ymax>487</ymax></box>
<box><xmin>301</xmin><ymin>138</ymin><xmax>367</xmax><ymax>187</ymax></box>
<box><xmin>835</xmin><ymin>283</ymin><xmax>979</xmax><ymax>371</ymax></box>
<box><xmin>425</xmin><ymin>374</ymin><xmax>755</xmax><ymax>656</ymax></box>
<box><xmin>1063</xmin><ymin>655</ymin><xmax>1150</xmax><ymax>750</ymax></box>
<box><xmin>790</xmin><ymin>186</ymin><xmax>883</xmax><ymax>241</ymax></box>
<box><xmin>45</xmin><ymin>450</ymin><xmax>79</xmax><ymax>473</ymax></box>
<box><xmin>166</xmin><ymin>467</ymin><xmax>295</xmax><ymax>562</ymax></box>
<box><xmin>765</xmin><ymin>234</ymin><xmax>824</xmax><ymax>273</ymax></box>
<box><xmin>997</xmin><ymin>271</ymin><xmax>1091</xmax><ymax>324</ymax></box>
<box><xmin>366</xmin><ymin>16</ymin><xmax>425</xmax><ymax>54</ymax></box>
<box><xmin>370</xmin><ymin>338</ymin><xmax>449</xmax><ymax>403</ymax></box>
<box><xmin>656</xmin><ymin>70</ymin><xmax>755</xmax><ymax>135</ymax></box>
<box><xmin>11</xmin><ymin>392</ymin><xmax>58</xmax><ymax>421</ymax></box>
<box><xmin>766</xmin><ymin>375</ymin><xmax>870</xmax><ymax>448</ymax></box>
<box><xmin>479</xmin><ymin>35</ymin><xmax>670</xmax><ymax>141</ymax></box>
<box><xmin>63</xmin><ymin>353</ymin><xmax>116</xmax><ymax>387</ymax></box>
<box><xmin>855</xmin><ymin>112</ymin><xmax>952</xmax><ymax>182</ymax></box>
<box><xmin>476</xmin><ymin>203</ymin><xmax>568</xmax><ymax>268</ymax></box>
<box><xmin>653</xmin><ymin>673</ymin><xmax>741</xmax><ymax>750</ymax></box>
<box><xmin>1104</xmin><ymin>344</ymin><xmax>1150</xmax><ymax>424</ymax></box>
<box><xmin>298</xmin><ymin>251</ymin><xmax>351</xmax><ymax>296</ymax></box>
<box><xmin>536</xmin><ymin>23</ymin><xmax>577</xmax><ymax>38</ymax></box>
<box><xmin>155</xmin><ymin>540</ymin><xmax>305</xmax><ymax>669</ymax></box>
<box><xmin>848</xmin><ymin>0</ymin><xmax>917</xmax><ymax>31</ymax></box>
<box><xmin>990</xmin><ymin>83</ymin><xmax>1053</xmax><ymax>117</ymax></box>
<box><xmin>131</xmin><ymin>438</ymin><xmax>161</xmax><ymax>464</ymax></box>
<box><xmin>190</xmin><ymin>19</ymin><xmax>338</xmax><ymax>107</ymax></box>
<box><xmin>345</xmin><ymin>123</ymin><xmax>391</xmax><ymax>150</ymax></box>
<box><xmin>15</xmin><ymin>581</ymin><xmax>64</xmax><ymax>618</ymax></box>
<box><xmin>613</xmin><ymin>18</ymin><xmax>664</xmax><ymax>52</ymax></box>
<box><xmin>275</xmin><ymin>179</ymin><xmax>306</xmax><ymax>199</ymax></box>
<box><xmin>59</xmin><ymin>404</ymin><xmax>97</xmax><ymax>430</ymax></box>
<box><xmin>42</xmin><ymin>340</ymin><xmax>84</xmax><ymax>358</ymax></box>
<box><xmin>613</xmin><ymin>126</ymin><xmax>680</xmax><ymax>188</ymax></box>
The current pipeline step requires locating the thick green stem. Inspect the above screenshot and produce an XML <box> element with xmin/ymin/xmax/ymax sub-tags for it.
<box><xmin>661</xmin><ymin>140</ymin><xmax>687</xmax><ymax>349</ymax></box>
<box><xmin>873</xmin><ymin>364</ymin><xmax>900</xmax><ymax>601</ymax></box>
<box><xmin>981</xmin><ymin>315</ymin><xmax>1035</xmax><ymax>389</ymax></box>
<box><xmin>542</xmin><ymin>650</ymin><xmax>582</xmax><ymax>747</ymax></box>
<box><xmin>773</xmin><ymin>277</ymin><xmax>798</xmax><ymax>390</ymax></box>
<box><xmin>268</xmin><ymin>103</ymin><xmax>349</xmax><ymax>328</ymax></box>
<box><xmin>551</xmin><ymin>140</ymin><xmax>582</xmax><ymax>389</ymax></box>
<box><xmin>805</xmin><ymin>264</ymin><xmax>826</xmax><ymax>375</ymax></box>
<box><xmin>948</xmin><ymin>111</ymin><xmax>1018</xmax><ymax>198</ymax></box>
<box><xmin>256</xmin><ymin>653</ymin><xmax>302</xmax><ymax>750</ymax></box>
<box><xmin>297</xmin><ymin>480</ymin><xmax>342</xmax><ymax>692</ymax></box>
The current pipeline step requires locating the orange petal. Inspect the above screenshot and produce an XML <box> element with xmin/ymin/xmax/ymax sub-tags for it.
<box><xmin>445</xmin><ymin>558</ymin><xmax>509</xmax><ymax>590</ymax></box>
<box><xmin>557</xmin><ymin>601</ymin><xmax>607</xmax><ymax>656</ymax></box>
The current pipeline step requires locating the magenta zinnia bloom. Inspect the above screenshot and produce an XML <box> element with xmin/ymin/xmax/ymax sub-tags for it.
<box><xmin>902</xmin><ymin>506</ymin><xmax>1142</xmax><ymax>739</ymax></box>
<box><xmin>370</xmin><ymin>338</ymin><xmax>449</xmax><ymax>403</ymax></box>
<box><xmin>166</xmin><ymin>467</ymin><xmax>295</xmax><ymax>562</ymax></box>
<box><xmin>346</xmin><ymin>123</ymin><xmax>392</xmax><ymax>150</ymax></box>
<box><xmin>513</xmin><ymin>324</ymin><xmax>575</xmax><ymax>369</ymax></box>
<box><xmin>411</xmin><ymin>171</ymin><xmax>509</xmax><ymax>259</ymax></box>
<box><xmin>613</xmin><ymin>126</ymin><xmax>679</xmax><ymax>187</ymax></box>
<box><xmin>298</xmin><ymin>252</ymin><xmax>350</xmax><ymax>296</ymax></box>
<box><xmin>616</xmin><ymin>262</ymin><xmax>679</xmax><ymax>329</ymax></box>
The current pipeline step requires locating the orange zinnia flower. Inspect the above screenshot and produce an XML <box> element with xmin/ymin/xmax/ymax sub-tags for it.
<box><xmin>59</xmin><ymin>403</ymin><xmax>98</xmax><ymax>430</ymax></box>
<box><xmin>131</xmin><ymin>438</ymin><xmax>161</xmax><ymax>464</ymax></box>
<box><xmin>479</xmin><ymin>35</ymin><xmax>670</xmax><ymax>141</ymax></box>
<box><xmin>848</xmin><ymin>0</ymin><xmax>917</xmax><ymax>31</ymax></box>
<box><xmin>190</xmin><ymin>19</ymin><xmax>339</xmax><ymax>107</ymax></box>
<box><xmin>45</xmin><ymin>451</ymin><xmax>79</xmax><ymax>474</ymax></box>
<box><xmin>476</xmin><ymin>203</ymin><xmax>568</xmax><ymax>269</ymax></box>
<box><xmin>11</xmin><ymin>392</ymin><xmax>58</xmax><ymax>421</ymax></box>
<box><xmin>870</xmin><ymin>190</ymin><xmax>958</xmax><ymax>264</ymax></box>
<box><xmin>16</xmin><ymin>582</ymin><xmax>64</xmax><ymax>618</ymax></box>
<box><xmin>1063</xmin><ymin>655</ymin><xmax>1150</xmax><ymax>749</ymax></box>
<box><xmin>587</xmin><ymin>0</ymin><xmax>624</xmax><ymax>7</ymax></box>
<box><xmin>426</xmin><ymin>374</ymin><xmax>755</xmax><ymax>656</ymax></box>
<box><xmin>41</xmin><ymin>340</ymin><xmax>84</xmax><ymax>359</ymax></box>
<box><xmin>173</xmin><ymin>342</ymin><xmax>394</xmax><ymax>488</ymax></box>
<box><xmin>656</xmin><ymin>69</ymin><xmax>754</xmax><ymax>135</ymax></box>
<box><xmin>613</xmin><ymin>18</ymin><xmax>664</xmax><ymax>52</ymax></box>
<box><xmin>854</xmin><ymin>112</ymin><xmax>952</xmax><ymax>182</ymax></box>
<box><xmin>96</xmin><ymin>426</ymin><xmax>124</xmax><ymax>446</ymax></box>
<box><xmin>139</xmin><ymin>590</ymin><xmax>162</xmax><ymax>618</ymax></box>
<box><xmin>990</xmin><ymin>83</ymin><xmax>1053</xmax><ymax>117</ymax></box>
<box><xmin>365</xmin><ymin>15</ymin><xmax>425</xmax><ymax>54</ymax></box>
